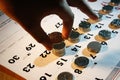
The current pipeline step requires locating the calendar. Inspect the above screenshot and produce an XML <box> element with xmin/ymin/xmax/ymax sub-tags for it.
<box><xmin>0</xmin><ymin>0</ymin><xmax>120</xmax><ymax>80</ymax></box>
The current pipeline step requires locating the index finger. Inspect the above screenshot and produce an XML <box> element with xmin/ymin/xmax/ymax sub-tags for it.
<box><xmin>55</xmin><ymin>0</ymin><xmax>74</xmax><ymax>39</ymax></box>
<box><xmin>67</xmin><ymin>0</ymin><xmax>98</xmax><ymax>20</ymax></box>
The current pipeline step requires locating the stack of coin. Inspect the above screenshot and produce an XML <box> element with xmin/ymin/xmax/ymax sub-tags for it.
<box><xmin>74</xmin><ymin>56</ymin><xmax>89</xmax><ymax>68</ymax></box>
<box><xmin>57</xmin><ymin>72</ymin><xmax>73</xmax><ymax>80</ymax></box>
<box><xmin>49</xmin><ymin>32</ymin><xmax>65</xmax><ymax>57</ymax></box>
<box><xmin>109</xmin><ymin>19</ymin><xmax>120</xmax><ymax>29</ymax></box>
<box><xmin>78</xmin><ymin>21</ymin><xmax>91</xmax><ymax>32</ymax></box>
<box><xmin>98</xmin><ymin>30</ymin><xmax>111</xmax><ymax>40</ymax></box>
<box><xmin>99</xmin><ymin>5</ymin><xmax>113</xmax><ymax>15</ymax></box>
<box><xmin>68</xmin><ymin>31</ymin><xmax>80</xmax><ymax>43</ymax></box>
<box><xmin>87</xmin><ymin>41</ymin><xmax>101</xmax><ymax>53</ymax></box>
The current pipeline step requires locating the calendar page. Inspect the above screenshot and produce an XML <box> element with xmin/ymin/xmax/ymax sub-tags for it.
<box><xmin>0</xmin><ymin>0</ymin><xmax>120</xmax><ymax>80</ymax></box>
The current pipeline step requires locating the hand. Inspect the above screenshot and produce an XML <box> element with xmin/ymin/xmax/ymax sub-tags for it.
<box><xmin>0</xmin><ymin>0</ymin><xmax>98</xmax><ymax>50</ymax></box>
<box><xmin>67</xmin><ymin>0</ymin><xmax>98</xmax><ymax>20</ymax></box>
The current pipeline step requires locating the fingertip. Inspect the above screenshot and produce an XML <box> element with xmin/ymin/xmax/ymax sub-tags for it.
<box><xmin>62</xmin><ymin>32</ymin><xmax>69</xmax><ymax>40</ymax></box>
<box><xmin>46</xmin><ymin>46</ymin><xmax>53</xmax><ymax>51</ymax></box>
<box><xmin>41</xmin><ymin>40</ymin><xmax>53</xmax><ymax>50</ymax></box>
<box><xmin>91</xmin><ymin>16</ymin><xmax>99</xmax><ymax>20</ymax></box>
<box><xmin>62</xmin><ymin>28</ymin><xmax>71</xmax><ymax>40</ymax></box>
<box><xmin>62</xmin><ymin>21</ymin><xmax>73</xmax><ymax>40</ymax></box>
<box><xmin>88</xmin><ymin>0</ymin><xmax>97</xmax><ymax>2</ymax></box>
<box><xmin>89</xmin><ymin>14</ymin><xmax>99</xmax><ymax>20</ymax></box>
<box><xmin>43</xmin><ymin>43</ymin><xmax>53</xmax><ymax>50</ymax></box>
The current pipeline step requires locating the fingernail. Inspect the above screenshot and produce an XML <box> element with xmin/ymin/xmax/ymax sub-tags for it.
<box><xmin>88</xmin><ymin>0</ymin><xmax>97</xmax><ymax>2</ymax></box>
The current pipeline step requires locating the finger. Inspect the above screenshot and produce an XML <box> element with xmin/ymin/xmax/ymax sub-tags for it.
<box><xmin>55</xmin><ymin>0</ymin><xmax>74</xmax><ymax>39</ymax></box>
<box><xmin>67</xmin><ymin>0</ymin><xmax>98</xmax><ymax>20</ymax></box>
<box><xmin>88</xmin><ymin>0</ymin><xmax>97</xmax><ymax>2</ymax></box>
<box><xmin>19</xmin><ymin>20</ymin><xmax>53</xmax><ymax>50</ymax></box>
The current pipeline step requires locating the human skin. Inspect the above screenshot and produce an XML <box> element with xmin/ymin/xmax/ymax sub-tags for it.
<box><xmin>0</xmin><ymin>0</ymin><xmax>98</xmax><ymax>50</ymax></box>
